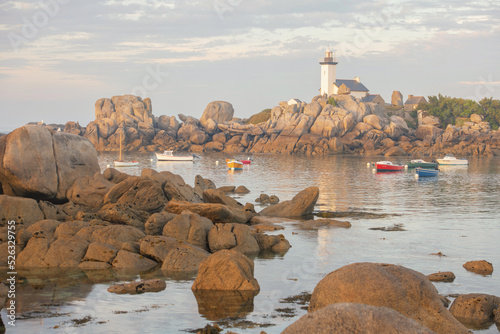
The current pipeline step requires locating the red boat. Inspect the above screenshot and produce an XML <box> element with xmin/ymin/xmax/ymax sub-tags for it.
<box><xmin>375</xmin><ymin>161</ymin><xmax>404</xmax><ymax>171</ymax></box>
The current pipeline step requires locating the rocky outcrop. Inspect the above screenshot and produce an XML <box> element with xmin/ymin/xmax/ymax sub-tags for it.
<box><xmin>64</xmin><ymin>94</ymin><xmax>499</xmax><ymax>157</ymax></box>
<box><xmin>191</xmin><ymin>249</ymin><xmax>260</xmax><ymax>291</ymax></box>
<box><xmin>200</xmin><ymin>101</ymin><xmax>234</xmax><ymax>134</ymax></box>
<box><xmin>259</xmin><ymin>186</ymin><xmax>319</xmax><ymax>218</ymax></box>
<box><xmin>283</xmin><ymin>303</ymin><xmax>436</xmax><ymax>334</ymax></box>
<box><xmin>0</xmin><ymin>125</ymin><xmax>99</xmax><ymax>201</ymax></box>
<box><xmin>308</xmin><ymin>262</ymin><xmax>469</xmax><ymax>334</ymax></box>
<box><xmin>391</xmin><ymin>91</ymin><xmax>404</xmax><ymax>106</ymax></box>
<box><xmin>86</xmin><ymin>95</ymin><xmax>154</xmax><ymax>151</ymax></box>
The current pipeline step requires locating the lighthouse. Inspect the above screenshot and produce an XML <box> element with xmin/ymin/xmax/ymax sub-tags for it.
<box><xmin>319</xmin><ymin>49</ymin><xmax>337</xmax><ymax>96</ymax></box>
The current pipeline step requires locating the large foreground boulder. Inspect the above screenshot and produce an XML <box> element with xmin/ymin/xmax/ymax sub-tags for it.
<box><xmin>283</xmin><ymin>303</ymin><xmax>436</xmax><ymax>334</ymax></box>
<box><xmin>308</xmin><ymin>262</ymin><xmax>469</xmax><ymax>334</ymax></box>
<box><xmin>0</xmin><ymin>125</ymin><xmax>99</xmax><ymax>201</ymax></box>
<box><xmin>191</xmin><ymin>249</ymin><xmax>260</xmax><ymax>291</ymax></box>
<box><xmin>259</xmin><ymin>186</ymin><xmax>319</xmax><ymax>218</ymax></box>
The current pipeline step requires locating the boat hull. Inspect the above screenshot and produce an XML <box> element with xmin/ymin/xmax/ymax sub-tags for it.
<box><xmin>407</xmin><ymin>162</ymin><xmax>438</xmax><ymax>168</ymax></box>
<box><xmin>156</xmin><ymin>153</ymin><xmax>194</xmax><ymax>161</ymax></box>
<box><xmin>226</xmin><ymin>161</ymin><xmax>243</xmax><ymax>170</ymax></box>
<box><xmin>114</xmin><ymin>161</ymin><xmax>139</xmax><ymax>167</ymax></box>
<box><xmin>375</xmin><ymin>163</ymin><xmax>404</xmax><ymax>171</ymax></box>
<box><xmin>416</xmin><ymin>168</ymin><xmax>439</xmax><ymax>177</ymax></box>
<box><xmin>436</xmin><ymin>159</ymin><xmax>468</xmax><ymax>165</ymax></box>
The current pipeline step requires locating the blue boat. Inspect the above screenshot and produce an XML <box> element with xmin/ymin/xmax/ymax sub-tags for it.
<box><xmin>415</xmin><ymin>167</ymin><xmax>439</xmax><ymax>177</ymax></box>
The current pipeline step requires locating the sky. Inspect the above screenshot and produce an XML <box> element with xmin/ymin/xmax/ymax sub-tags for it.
<box><xmin>1</xmin><ymin>0</ymin><xmax>499</xmax><ymax>131</ymax></box>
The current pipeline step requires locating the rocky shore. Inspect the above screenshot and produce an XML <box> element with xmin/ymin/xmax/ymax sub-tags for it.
<box><xmin>0</xmin><ymin>125</ymin><xmax>499</xmax><ymax>333</ymax></box>
<box><xmin>52</xmin><ymin>94</ymin><xmax>500</xmax><ymax>157</ymax></box>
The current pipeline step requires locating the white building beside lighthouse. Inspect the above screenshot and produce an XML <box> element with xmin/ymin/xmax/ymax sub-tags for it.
<box><xmin>319</xmin><ymin>49</ymin><xmax>337</xmax><ymax>96</ymax></box>
<box><xmin>319</xmin><ymin>49</ymin><xmax>370</xmax><ymax>100</ymax></box>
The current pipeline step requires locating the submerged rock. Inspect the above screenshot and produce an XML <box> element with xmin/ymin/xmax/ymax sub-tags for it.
<box><xmin>107</xmin><ymin>278</ymin><xmax>166</xmax><ymax>294</ymax></box>
<box><xmin>283</xmin><ymin>303</ymin><xmax>436</xmax><ymax>334</ymax></box>
<box><xmin>449</xmin><ymin>293</ymin><xmax>500</xmax><ymax>329</ymax></box>
<box><xmin>308</xmin><ymin>262</ymin><xmax>469</xmax><ymax>334</ymax></box>
<box><xmin>426</xmin><ymin>272</ymin><xmax>455</xmax><ymax>283</ymax></box>
<box><xmin>463</xmin><ymin>260</ymin><xmax>493</xmax><ymax>275</ymax></box>
<box><xmin>192</xmin><ymin>249</ymin><xmax>260</xmax><ymax>291</ymax></box>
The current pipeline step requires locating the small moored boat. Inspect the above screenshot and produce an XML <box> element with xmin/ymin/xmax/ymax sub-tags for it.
<box><xmin>114</xmin><ymin>160</ymin><xmax>139</xmax><ymax>167</ymax></box>
<box><xmin>226</xmin><ymin>159</ymin><xmax>243</xmax><ymax>170</ymax></box>
<box><xmin>436</xmin><ymin>154</ymin><xmax>468</xmax><ymax>165</ymax></box>
<box><xmin>407</xmin><ymin>159</ymin><xmax>438</xmax><ymax>169</ymax></box>
<box><xmin>415</xmin><ymin>167</ymin><xmax>439</xmax><ymax>177</ymax></box>
<box><xmin>114</xmin><ymin>133</ymin><xmax>139</xmax><ymax>167</ymax></box>
<box><xmin>156</xmin><ymin>150</ymin><xmax>194</xmax><ymax>161</ymax></box>
<box><xmin>375</xmin><ymin>161</ymin><xmax>405</xmax><ymax>171</ymax></box>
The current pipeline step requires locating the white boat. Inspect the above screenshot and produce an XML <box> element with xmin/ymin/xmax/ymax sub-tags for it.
<box><xmin>114</xmin><ymin>160</ymin><xmax>139</xmax><ymax>167</ymax></box>
<box><xmin>436</xmin><ymin>154</ymin><xmax>469</xmax><ymax>165</ymax></box>
<box><xmin>156</xmin><ymin>150</ymin><xmax>194</xmax><ymax>161</ymax></box>
<box><xmin>114</xmin><ymin>132</ymin><xmax>139</xmax><ymax>167</ymax></box>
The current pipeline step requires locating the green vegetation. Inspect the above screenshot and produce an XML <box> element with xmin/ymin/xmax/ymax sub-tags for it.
<box><xmin>386</xmin><ymin>105</ymin><xmax>403</xmax><ymax>112</ymax></box>
<box><xmin>419</xmin><ymin>94</ymin><xmax>500</xmax><ymax>130</ymax></box>
<box><xmin>246</xmin><ymin>108</ymin><xmax>271</xmax><ymax>124</ymax></box>
<box><xmin>327</xmin><ymin>97</ymin><xmax>336</xmax><ymax>106</ymax></box>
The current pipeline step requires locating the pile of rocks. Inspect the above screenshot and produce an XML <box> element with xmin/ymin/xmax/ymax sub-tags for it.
<box><xmin>0</xmin><ymin>126</ymin><xmax>324</xmax><ymax>274</ymax></box>
<box><xmin>58</xmin><ymin>94</ymin><xmax>500</xmax><ymax>157</ymax></box>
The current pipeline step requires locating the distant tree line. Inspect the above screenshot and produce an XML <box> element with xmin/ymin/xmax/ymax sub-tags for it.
<box><xmin>418</xmin><ymin>94</ymin><xmax>500</xmax><ymax>130</ymax></box>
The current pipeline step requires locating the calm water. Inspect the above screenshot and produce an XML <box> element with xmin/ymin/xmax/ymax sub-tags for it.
<box><xmin>4</xmin><ymin>153</ymin><xmax>500</xmax><ymax>333</ymax></box>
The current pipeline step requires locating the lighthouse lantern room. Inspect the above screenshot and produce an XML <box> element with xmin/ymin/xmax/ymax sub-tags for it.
<box><xmin>319</xmin><ymin>49</ymin><xmax>338</xmax><ymax>96</ymax></box>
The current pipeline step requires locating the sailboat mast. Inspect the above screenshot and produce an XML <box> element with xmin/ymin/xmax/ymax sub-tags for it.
<box><xmin>119</xmin><ymin>132</ymin><xmax>123</xmax><ymax>161</ymax></box>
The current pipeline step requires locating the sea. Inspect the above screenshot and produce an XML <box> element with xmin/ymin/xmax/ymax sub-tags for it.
<box><xmin>4</xmin><ymin>153</ymin><xmax>500</xmax><ymax>333</ymax></box>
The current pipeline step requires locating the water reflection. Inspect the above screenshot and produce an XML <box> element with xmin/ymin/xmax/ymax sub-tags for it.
<box><xmin>192</xmin><ymin>290</ymin><xmax>258</xmax><ymax>320</ymax></box>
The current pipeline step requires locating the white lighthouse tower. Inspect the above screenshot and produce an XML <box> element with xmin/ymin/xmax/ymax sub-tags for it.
<box><xmin>319</xmin><ymin>49</ymin><xmax>337</xmax><ymax>96</ymax></box>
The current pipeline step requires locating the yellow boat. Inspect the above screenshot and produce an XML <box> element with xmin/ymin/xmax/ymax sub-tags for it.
<box><xmin>226</xmin><ymin>159</ymin><xmax>243</xmax><ymax>170</ymax></box>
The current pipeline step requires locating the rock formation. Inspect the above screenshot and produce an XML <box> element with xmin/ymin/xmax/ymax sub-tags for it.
<box><xmin>0</xmin><ymin>125</ymin><xmax>99</xmax><ymax>202</ymax></box>
<box><xmin>308</xmin><ymin>262</ymin><xmax>469</xmax><ymax>334</ymax></box>
<box><xmin>463</xmin><ymin>260</ymin><xmax>494</xmax><ymax>275</ymax></box>
<box><xmin>391</xmin><ymin>91</ymin><xmax>404</xmax><ymax>106</ymax></box>
<box><xmin>0</xmin><ymin>132</ymin><xmax>291</xmax><ymax>273</ymax></box>
<box><xmin>449</xmin><ymin>293</ymin><xmax>500</xmax><ymax>329</ymax></box>
<box><xmin>59</xmin><ymin>94</ymin><xmax>500</xmax><ymax>157</ymax></box>
<box><xmin>191</xmin><ymin>249</ymin><xmax>260</xmax><ymax>291</ymax></box>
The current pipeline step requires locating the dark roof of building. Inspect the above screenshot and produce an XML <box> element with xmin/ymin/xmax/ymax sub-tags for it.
<box><xmin>405</xmin><ymin>96</ymin><xmax>427</xmax><ymax>105</ymax></box>
<box><xmin>334</xmin><ymin>79</ymin><xmax>369</xmax><ymax>92</ymax></box>
<box><xmin>362</xmin><ymin>94</ymin><xmax>383</xmax><ymax>103</ymax></box>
